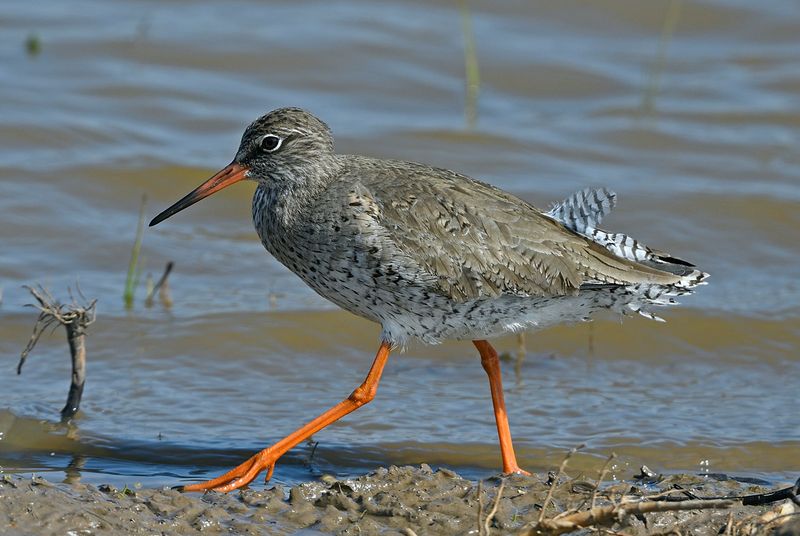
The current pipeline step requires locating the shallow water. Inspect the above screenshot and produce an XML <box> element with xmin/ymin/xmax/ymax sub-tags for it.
<box><xmin>1</xmin><ymin>0</ymin><xmax>798</xmax><ymax>491</ymax></box>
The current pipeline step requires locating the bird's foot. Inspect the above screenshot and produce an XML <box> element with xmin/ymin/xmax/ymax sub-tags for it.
<box><xmin>179</xmin><ymin>449</ymin><xmax>277</xmax><ymax>493</ymax></box>
<box><xmin>505</xmin><ymin>465</ymin><xmax>532</xmax><ymax>477</ymax></box>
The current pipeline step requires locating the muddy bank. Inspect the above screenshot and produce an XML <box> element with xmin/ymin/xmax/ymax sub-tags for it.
<box><xmin>1</xmin><ymin>466</ymin><xmax>797</xmax><ymax>535</ymax></box>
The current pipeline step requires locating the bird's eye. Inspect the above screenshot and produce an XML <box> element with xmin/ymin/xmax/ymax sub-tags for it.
<box><xmin>259</xmin><ymin>135</ymin><xmax>282</xmax><ymax>152</ymax></box>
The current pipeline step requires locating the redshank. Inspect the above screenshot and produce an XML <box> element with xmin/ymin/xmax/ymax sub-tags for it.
<box><xmin>150</xmin><ymin>108</ymin><xmax>707</xmax><ymax>492</ymax></box>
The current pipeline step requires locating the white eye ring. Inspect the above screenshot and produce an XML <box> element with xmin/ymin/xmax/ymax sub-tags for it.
<box><xmin>259</xmin><ymin>134</ymin><xmax>283</xmax><ymax>152</ymax></box>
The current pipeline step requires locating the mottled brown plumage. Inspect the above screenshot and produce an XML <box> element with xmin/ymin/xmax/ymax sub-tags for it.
<box><xmin>338</xmin><ymin>158</ymin><xmax>684</xmax><ymax>301</ymax></box>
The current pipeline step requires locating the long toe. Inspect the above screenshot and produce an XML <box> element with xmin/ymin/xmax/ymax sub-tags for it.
<box><xmin>181</xmin><ymin>451</ymin><xmax>276</xmax><ymax>493</ymax></box>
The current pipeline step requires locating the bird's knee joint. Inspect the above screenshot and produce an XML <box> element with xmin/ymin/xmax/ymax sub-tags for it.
<box><xmin>348</xmin><ymin>385</ymin><xmax>376</xmax><ymax>406</ymax></box>
<box><xmin>480</xmin><ymin>352</ymin><xmax>499</xmax><ymax>372</ymax></box>
<box><xmin>475</xmin><ymin>342</ymin><xmax>499</xmax><ymax>371</ymax></box>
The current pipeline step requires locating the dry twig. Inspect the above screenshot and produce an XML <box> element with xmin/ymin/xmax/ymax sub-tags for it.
<box><xmin>18</xmin><ymin>284</ymin><xmax>97</xmax><ymax>421</ymax></box>
<box><xmin>590</xmin><ymin>452</ymin><xmax>617</xmax><ymax>510</ymax></box>
<box><xmin>539</xmin><ymin>444</ymin><xmax>584</xmax><ymax>523</ymax></box>
<box><xmin>144</xmin><ymin>261</ymin><xmax>174</xmax><ymax>308</ymax></box>
<box><xmin>483</xmin><ymin>479</ymin><xmax>506</xmax><ymax>535</ymax></box>
<box><xmin>477</xmin><ymin>480</ymin><xmax>486</xmax><ymax>536</ymax></box>
<box><xmin>523</xmin><ymin>498</ymin><xmax>733</xmax><ymax>536</ymax></box>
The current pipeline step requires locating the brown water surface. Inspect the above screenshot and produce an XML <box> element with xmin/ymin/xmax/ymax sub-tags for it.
<box><xmin>1</xmin><ymin>0</ymin><xmax>798</xmax><ymax>490</ymax></box>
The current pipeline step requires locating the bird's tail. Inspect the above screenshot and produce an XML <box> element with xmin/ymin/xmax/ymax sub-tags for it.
<box><xmin>548</xmin><ymin>188</ymin><xmax>709</xmax><ymax>320</ymax></box>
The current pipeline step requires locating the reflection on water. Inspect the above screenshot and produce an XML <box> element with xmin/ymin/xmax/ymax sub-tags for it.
<box><xmin>1</xmin><ymin>0</ymin><xmax>798</xmax><ymax>488</ymax></box>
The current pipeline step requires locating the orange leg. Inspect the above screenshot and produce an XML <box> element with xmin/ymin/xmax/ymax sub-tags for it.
<box><xmin>181</xmin><ymin>341</ymin><xmax>392</xmax><ymax>492</ymax></box>
<box><xmin>473</xmin><ymin>339</ymin><xmax>530</xmax><ymax>475</ymax></box>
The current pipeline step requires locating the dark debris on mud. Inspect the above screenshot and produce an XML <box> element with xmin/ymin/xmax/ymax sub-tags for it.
<box><xmin>1</xmin><ymin>466</ymin><xmax>798</xmax><ymax>535</ymax></box>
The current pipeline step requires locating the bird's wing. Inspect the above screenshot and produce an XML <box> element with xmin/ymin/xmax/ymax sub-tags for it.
<box><xmin>346</xmin><ymin>161</ymin><xmax>681</xmax><ymax>303</ymax></box>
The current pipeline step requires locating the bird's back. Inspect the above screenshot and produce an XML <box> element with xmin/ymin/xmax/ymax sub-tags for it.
<box><xmin>341</xmin><ymin>157</ymin><xmax>703</xmax><ymax>294</ymax></box>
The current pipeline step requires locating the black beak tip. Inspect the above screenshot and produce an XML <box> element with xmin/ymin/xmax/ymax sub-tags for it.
<box><xmin>149</xmin><ymin>211</ymin><xmax>171</xmax><ymax>227</ymax></box>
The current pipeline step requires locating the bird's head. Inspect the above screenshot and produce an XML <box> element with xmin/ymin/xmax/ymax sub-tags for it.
<box><xmin>150</xmin><ymin>107</ymin><xmax>334</xmax><ymax>227</ymax></box>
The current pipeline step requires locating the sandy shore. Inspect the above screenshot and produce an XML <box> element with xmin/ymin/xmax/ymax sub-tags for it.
<box><xmin>1</xmin><ymin>466</ymin><xmax>796</xmax><ymax>535</ymax></box>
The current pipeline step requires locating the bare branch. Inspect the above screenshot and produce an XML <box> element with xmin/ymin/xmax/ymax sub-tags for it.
<box><xmin>17</xmin><ymin>284</ymin><xmax>97</xmax><ymax>421</ymax></box>
<box><xmin>590</xmin><ymin>452</ymin><xmax>617</xmax><ymax>510</ymax></box>
<box><xmin>145</xmin><ymin>261</ymin><xmax>174</xmax><ymax>308</ymax></box>
<box><xmin>483</xmin><ymin>479</ymin><xmax>506</xmax><ymax>535</ymax></box>
<box><xmin>539</xmin><ymin>444</ymin><xmax>584</xmax><ymax>522</ymax></box>
<box><xmin>523</xmin><ymin>498</ymin><xmax>734</xmax><ymax>536</ymax></box>
<box><xmin>477</xmin><ymin>480</ymin><xmax>485</xmax><ymax>536</ymax></box>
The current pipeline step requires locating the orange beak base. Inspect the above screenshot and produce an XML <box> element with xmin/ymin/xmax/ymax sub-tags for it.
<box><xmin>149</xmin><ymin>162</ymin><xmax>249</xmax><ymax>227</ymax></box>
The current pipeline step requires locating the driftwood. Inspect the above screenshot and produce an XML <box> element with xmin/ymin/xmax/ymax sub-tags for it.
<box><xmin>17</xmin><ymin>285</ymin><xmax>97</xmax><ymax>421</ymax></box>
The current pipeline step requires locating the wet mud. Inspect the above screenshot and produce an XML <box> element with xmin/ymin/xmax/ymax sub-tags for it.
<box><xmin>1</xmin><ymin>466</ymin><xmax>797</xmax><ymax>535</ymax></box>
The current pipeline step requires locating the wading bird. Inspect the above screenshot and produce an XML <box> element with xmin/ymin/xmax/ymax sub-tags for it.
<box><xmin>150</xmin><ymin>108</ymin><xmax>707</xmax><ymax>492</ymax></box>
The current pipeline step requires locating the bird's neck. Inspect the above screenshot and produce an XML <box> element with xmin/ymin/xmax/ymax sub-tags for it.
<box><xmin>252</xmin><ymin>155</ymin><xmax>342</xmax><ymax>233</ymax></box>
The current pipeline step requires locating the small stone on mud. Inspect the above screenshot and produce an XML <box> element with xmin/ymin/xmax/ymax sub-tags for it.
<box><xmin>438</xmin><ymin>467</ymin><xmax>458</xmax><ymax>478</ymax></box>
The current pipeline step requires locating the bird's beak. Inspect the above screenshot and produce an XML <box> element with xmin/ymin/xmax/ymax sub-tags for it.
<box><xmin>149</xmin><ymin>162</ymin><xmax>249</xmax><ymax>227</ymax></box>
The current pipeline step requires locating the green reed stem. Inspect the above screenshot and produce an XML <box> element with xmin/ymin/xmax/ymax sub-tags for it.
<box><xmin>641</xmin><ymin>0</ymin><xmax>683</xmax><ymax>115</ymax></box>
<box><xmin>124</xmin><ymin>195</ymin><xmax>147</xmax><ymax>309</ymax></box>
<box><xmin>460</xmin><ymin>0</ymin><xmax>480</xmax><ymax>129</ymax></box>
